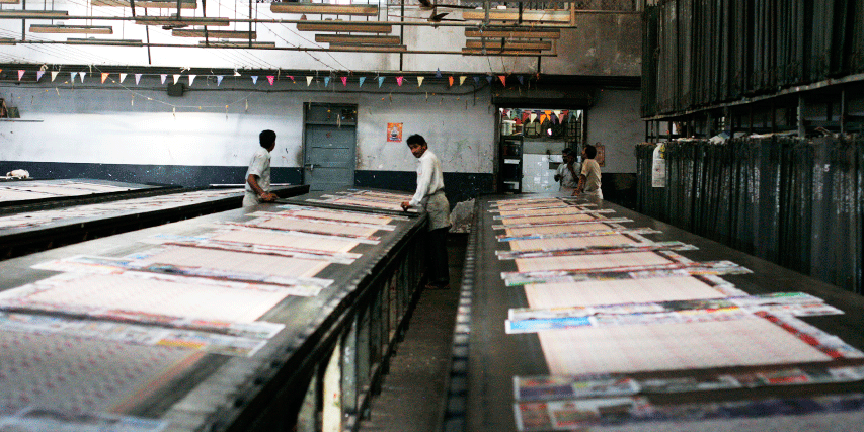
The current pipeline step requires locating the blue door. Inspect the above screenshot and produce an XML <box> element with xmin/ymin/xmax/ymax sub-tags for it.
<box><xmin>303</xmin><ymin>103</ymin><xmax>357</xmax><ymax>191</ymax></box>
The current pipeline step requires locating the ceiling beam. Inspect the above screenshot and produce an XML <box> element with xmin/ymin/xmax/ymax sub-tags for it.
<box><xmin>91</xmin><ymin>0</ymin><xmax>197</xmax><ymax>8</ymax></box>
<box><xmin>270</xmin><ymin>3</ymin><xmax>378</xmax><ymax>16</ymax></box>
<box><xmin>0</xmin><ymin>10</ymin><xmax>68</xmax><ymax>18</ymax></box>
<box><xmin>296</xmin><ymin>22</ymin><xmax>392</xmax><ymax>33</ymax></box>
<box><xmin>135</xmin><ymin>17</ymin><xmax>230</xmax><ymax>26</ymax></box>
<box><xmin>198</xmin><ymin>41</ymin><xmax>275</xmax><ymax>48</ymax></box>
<box><xmin>30</xmin><ymin>24</ymin><xmax>113</xmax><ymax>34</ymax></box>
<box><xmin>462</xmin><ymin>9</ymin><xmax>570</xmax><ymax>23</ymax></box>
<box><xmin>465</xmin><ymin>27</ymin><xmax>560</xmax><ymax>39</ymax></box>
<box><xmin>465</xmin><ymin>39</ymin><xmax>552</xmax><ymax>51</ymax></box>
<box><xmin>67</xmin><ymin>37</ymin><xmax>143</xmax><ymax>46</ymax></box>
<box><xmin>314</xmin><ymin>34</ymin><xmax>400</xmax><ymax>44</ymax></box>
<box><xmin>173</xmin><ymin>29</ymin><xmax>257</xmax><ymax>38</ymax></box>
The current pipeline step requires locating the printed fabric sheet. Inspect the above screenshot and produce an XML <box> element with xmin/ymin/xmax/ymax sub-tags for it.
<box><xmin>516</xmin><ymin>251</ymin><xmax>673</xmax><ymax>273</ymax></box>
<box><xmin>211</xmin><ymin>229</ymin><xmax>359</xmax><ymax>253</ymax></box>
<box><xmin>523</xmin><ymin>276</ymin><xmax>736</xmax><ymax>309</ymax></box>
<box><xmin>508</xmin><ymin>234</ymin><xmax>637</xmax><ymax>252</ymax></box>
<box><xmin>0</xmin><ymin>272</ymin><xmax>293</xmax><ymax>323</ymax></box>
<box><xmin>504</xmin><ymin>223</ymin><xmax>614</xmax><ymax>238</ymax></box>
<box><xmin>257</xmin><ymin>218</ymin><xmax>379</xmax><ymax>238</ymax></box>
<box><xmin>501</xmin><ymin>213</ymin><xmax>600</xmax><ymax>226</ymax></box>
<box><xmin>290</xmin><ymin>208</ymin><xmax>393</xmax><ymax>225</ymax></box>
<box><xmin>538</xmin><ymin>316</ymin><xmax>834</xmax><ymax>375</ymax></box>
<box><xmin>137</xmin><ymin>245</ymin><xmax>330</xmax><ymax>279</ymax></box>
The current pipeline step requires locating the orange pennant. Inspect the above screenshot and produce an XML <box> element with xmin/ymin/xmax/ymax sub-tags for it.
<box><xmin>101</xmin><ymin>73</ymin><xmax>109</xmax><ymax>84</ymax></box>
<box><xmin>498</xmin><ymin>75</ymin><xmax>505</xmax><ymax>86</ymax></box>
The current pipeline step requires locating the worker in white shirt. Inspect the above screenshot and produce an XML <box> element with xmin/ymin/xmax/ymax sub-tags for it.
<box><xmin>401</xmin><ymin>134</ymin><xmax>451</xmax><ymax>289</ymax></box>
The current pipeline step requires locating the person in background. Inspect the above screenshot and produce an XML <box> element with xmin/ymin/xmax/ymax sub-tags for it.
<box><xmin>574</xmin><ymin>144</ymin><xmax>603</xmax><ymax>199</ymax></box>
<box><xmin>243</xmin><ymin>129</ymin><xmax>279</xmax><ymax>207</ymax></box>
<box><xmin>554</xmin><ymin>148</ymin><xmax>579</xmax><ymax>194</ymax></box>
<box><xmin>401</xmin><ymin>134</ymin><xmax>451</xmax><ymax>289</ymax></box>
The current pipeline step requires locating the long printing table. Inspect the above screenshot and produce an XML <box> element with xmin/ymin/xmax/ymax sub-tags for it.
<box><xmin>0</xmin><ymin>184</ymin><xmax>309</xmax><ymax>259</ymax></box>
<box><xmin>445</xmin><ymin>194</ymin><xmax>864</xmax><ymax>432</ymax></box>
<box><xmin>0</xmin><ymin>179</ymin><xmax>178</xmax><ymax>213</ymax></box>
<box><xmin>0</xmin><ymin>188</ymin><xmax>426</xmax><ymax>431</ymax></box>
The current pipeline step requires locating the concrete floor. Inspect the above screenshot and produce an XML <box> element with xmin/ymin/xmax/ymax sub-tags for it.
<box><xmin>358</xmin><ymin>233</ymin><xmax>467</xmax><ymax>432</ymax></box>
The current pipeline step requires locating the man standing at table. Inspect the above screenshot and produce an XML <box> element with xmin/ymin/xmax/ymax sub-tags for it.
<box><xmin>574</xmin><ymin>144</ymin><xmax>603</xmax><ymax>199</ymax></box>
<box><xmin>401</xmin><ymin>134</ymin><xmax>451</xmax><ymax>289</ymax></box>
<box><xmin>243</xmin><ymin>129</ymin><xmax>279</xmax><ymax>207</ymax></box>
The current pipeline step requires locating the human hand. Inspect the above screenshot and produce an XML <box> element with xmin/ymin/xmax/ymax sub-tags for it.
<box><xmin>401</xmin><ymin>201</ymin><xmax>410</xmax><ymax>211</ymax></box>
<box><xmin>260</xmin><ymin>192</ymin><xmax>278</xmax><ymax>202</ymax></box>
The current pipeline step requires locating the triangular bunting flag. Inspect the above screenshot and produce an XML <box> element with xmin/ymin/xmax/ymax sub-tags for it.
<box><xmin>36</xmin><ymin>71</ymin><xmax>45</xmax><ymax>81</ymax></box>
<box><xmin>188</xmin><ymin>75</ymin><xmax>196</xmax><ymax>86</ymax></box>
<box><xmin>459</xmin><ymin>76</ymin><xmax>467</xmax><ymax>85</ymax></box>
<box><xmin>378</xmin><ymin>76</ymin><xmax>385</xmax><ymax>88</ymax></box>
<box><xmin>341</xmin><ymin>76</ymin><xmax>347</xmax><ymax>86</ymax></box>
<box><xmin>396</xmin><ymin>76</ymin><xmax>403</xmax><ymax>86</ymax></box>
<box><xmin>101</xmin><ymin>73</ymin><xmax>109</xmax><ymax>84</ymax></box>
<box><xmin>530</xmin><ymin>113</ymin><xmax>538</xmax><ymax>122</ymax></box>
<box><xmin>17</xmin><ymin>70</ymin><xmax>24</xmax><ymax>81</ymax></box>
<box><xmin>135</xmin><ymin>74</ymin><xmax>142</xmax><ymax>85</ymax></box>
<box><xmin>473</xmin><ymin>76</ymin><xmax>480</xmax><ymax>85</ymax></box>
<box><xmin>217</xmin><ymin>76</ymin><xmax>224</xmax><ymax>86</ymax></box>
<box><xmin>251</xmin><ymin>76</ymin><xmax>258</xmax><ymax>84</ymax></box>
<box><xmin>306</xmin><ymin>76</ymin><xmax>313</xmax><ymax>86</ymax></box>
<box><xmin>160</xmin><ymin>74</ymin><xmax>167</xmax><ymax>84</ymax></box>
<box><xmin>448</xmin><ymin>76</ymin><xmax>454</xmax><ymax>86</ymax></box>
<box><xmin>498</xmin><ymin>75</ymin><xmax>505</xmax><ymax>86</ymax></box>
<box><xmin>359</xmin><ymin>77</ymin><xmax>366</xmax><ymax>87</ymax></box>
<box><xmin>435</xmin><ymin>68</ymin><xmax>442</xmax><ymax>78</ymax></box>
<box><xmin>518</xmin><ymin>75</ymin><xmax>524</xmax><ymax>85</ymax></box>
<box><xmin>417</xmin><ymin>76</ymin><xmax>424</xmax><ymax>87</ymax></box>
<box><xmin>486</xmin><ymin>76</ymin><xmax>493</xmax><ymax>84</ymax></box>
<box><xmin>172</xmin><ymin>74</ymin><xmax>180</xmax><ymax>85</ymax></box>
<box><xmin>266</xmin><ymin>76</ymin><xmax>275</xmax><ymax>85</ymax></box>
<box><xmin>324</xmin><ymin>77</ymin><xmax>330</xmax><ymax>87</ymax></box>
<box><xmin>288</xmin><ymin>75</ymin><xmax>295</xmax><ymax>82</ymax></box>
<box><xmin>51</xmin><ymin>71</ymin><xmax>59</xmax><ymax>82</ymax></box>
<box><xmin>71</xmin><ymin>72</ymin><xmax>78</xmax><ymax>82</ymax></box>
<box><xmin>79</xmin><ymin>72</ymin><xmax>86</xmax><ymax>82</ymax></box>
<box><xmin>119</xmin><ymin>73</ymin><xmax>127</xmax><ymax>83</ymax></box>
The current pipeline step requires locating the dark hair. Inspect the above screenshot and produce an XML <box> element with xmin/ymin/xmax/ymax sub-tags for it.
<box><xmin>259</xmin><ymin>129</ymin><xmax>276</xmax><ymax>148</ymax></box>
<box><xmin>406</xmin><ymin>134</ymin><xmax>426</xmax><ymax>147</ymax></box>
<box><xmin>584</xmin><ymin>145</ymin><xmax>597</xmax><ymax>159</ymax></box>
<box><xmin>561</xmin><ymin>148</ymin><xmax>573</xmax><ymax>155</ymax></box>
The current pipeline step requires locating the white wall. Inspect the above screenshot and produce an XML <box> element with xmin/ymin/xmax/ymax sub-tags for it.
<box><xmin>585</xmin><ymin>89</ymin><xmax>641</xmax><ymax>173</ymax></box>
<box><xmin>0</xmin><ymin>78</ymin><xmax>494</xmax><ymax>173</ymax></box>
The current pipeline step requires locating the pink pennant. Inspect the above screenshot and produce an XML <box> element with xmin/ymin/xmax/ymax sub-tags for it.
<box><xmin>266</xmin><ymin>76</ymin><xmax>275</xmax><ymax>85</ymax></box>
<box><xmin>341</xmin><ymin>76</ymin><xmax>347</xmax><ymax>86</ymax></box>
<box><xmin>17</xmin><ymin>70</ymin><xmax>24</xmax><ymax>81</ymax></box>
<box><xmin>396</xmin><ymin>76</ymin><xmax>403</xmax><ymax>86</ymax></box>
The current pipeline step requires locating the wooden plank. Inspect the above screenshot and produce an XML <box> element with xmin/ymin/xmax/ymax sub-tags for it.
<box><xmin>462</xmin><ymin>9</ymin><xmax>570</xmax><ymax>23</ymax></box>
<box><xmin>197</xmin><ymin>41</ymin><xmax>275</xmax><ymax>48</ymax></box>
<box><xmin>465</xmin><ymin>26</ymin><xmax>560</xmax><ymax>39</ymax></box>
<box><xmin>91</xmin><ymin>0</ymin><xmax>197</xmax><ymax>9</ymax></box>
<box><xmin>135</xmin><ymin>17</ymin><xmax>230</xmax><ymax>26</ymax></box>
<box><xmin>0</xmin><ymin>0</ymin><xmax>21</xmax><ymax>4</ymax></box>
<box><xmin>270</xmin><ymin>3</ymin><xmax>378</xmax><ymax>16</ymax></box>
<box><xmin>328</xmin><ymin>42</ymin><xmax>406</xmax><ymax>52</ymax></box>
<box><xmin>173</xmin><ymin>29</ymin><xmax>256</xmax><ymax>38</ymax></box>
<box><xmin>29</xmin><ymin>25</ymin><xmax>113</xmax><ymax>34</ymax></box>
<box><xmin>465</xmin><ymin>39</ymin><xmax>551</xmax><ymax>51</ymax></box>
<box><xmin>297</xmin><ymin>22</ymin><xmax>392</xmax><ymax>33</ymax></box>
<box><xmin>315</xmin><ymin>34</ymin><xmax>400</xmax><ymax>44</ymax></box>
<box><xmin>0</xmin><ymin>10</ymin><xmax>68</xmax><ymax>18</ymax></box>
<box><xmin>461</xmin><ymin>48</ymin><xmax>544</xmax><ymax>56</ymax></box>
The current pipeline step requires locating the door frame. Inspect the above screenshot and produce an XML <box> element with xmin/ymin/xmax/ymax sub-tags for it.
<box><xmin>301</xmin><ymin>102</ymin><xmax>359</xmax><ymax>189</ymax></box>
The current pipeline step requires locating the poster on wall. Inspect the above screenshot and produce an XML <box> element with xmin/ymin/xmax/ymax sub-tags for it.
<box><xmin>387</xmin><ymin>123</ymin><xmax>403</xmax><ymax>142</ymax></box>
<box><xmin>595</xmin><ymin>144</ymin><xmax>606</xmax><ymax>167</ymax></box>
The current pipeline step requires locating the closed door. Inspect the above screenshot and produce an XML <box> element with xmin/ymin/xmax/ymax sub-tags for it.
<box><xmin>303</xmin><ymin>103</ymin><xmax>357</xmax><ymax>191</ymax></box>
